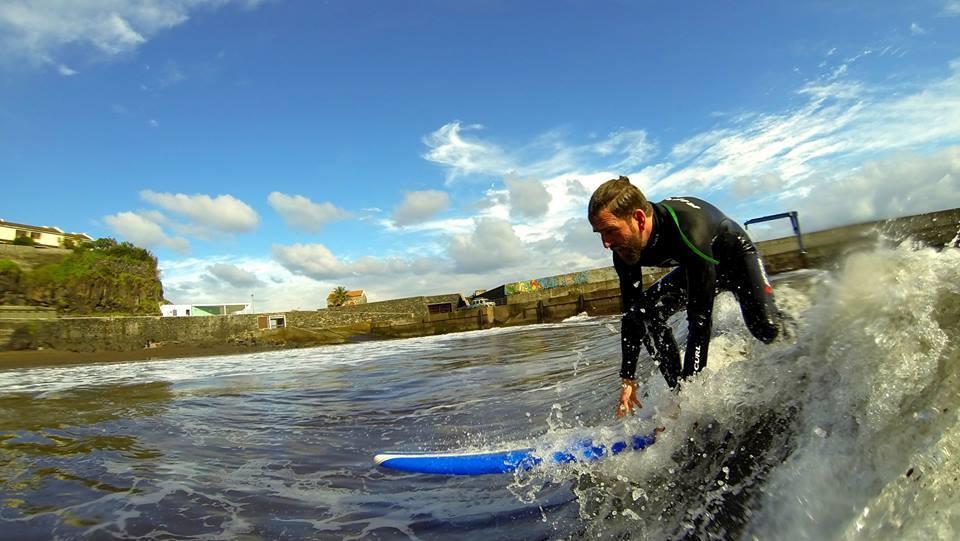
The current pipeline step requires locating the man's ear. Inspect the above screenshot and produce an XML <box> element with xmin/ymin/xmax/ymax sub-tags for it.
<box><xmin>634</xmin><ymin>208</ymin><xmax>646</xmax><ymax>228</ymax></box>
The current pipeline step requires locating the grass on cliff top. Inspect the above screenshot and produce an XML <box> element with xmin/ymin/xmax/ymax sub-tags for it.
<box><xmin>29</xmin><ymin>239</ymin><xmax>158</xmax><ymax>283</ymax></box>
<box><xmin>0</xmin><ymin>258</ymin><xmax>21</xmax><ymax>277</ymax></box>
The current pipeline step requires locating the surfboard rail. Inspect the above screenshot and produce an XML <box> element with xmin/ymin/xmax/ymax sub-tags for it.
<box><xmin>374</xmin><ymin>431</ymin><xmax>658</xmax><ymax>475</ymax></box>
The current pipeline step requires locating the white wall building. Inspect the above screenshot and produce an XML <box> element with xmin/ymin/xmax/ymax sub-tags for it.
<box><xmin>160</xmin><ymin>303</ymin><xmax>252</xmax><ymax>317</ymax></box>
<box><xmin>0</xmin><ymin>219</ymin><xmax>92</xmax><ymax>248</ymax></box>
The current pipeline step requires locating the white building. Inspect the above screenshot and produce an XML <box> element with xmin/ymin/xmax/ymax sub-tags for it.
<box><xmin>161</xmin><ymin>303</ymin><xmax>252</xmax><ymax>317</ymax></box>
<box><xmin>0</xmin><ymin>219</ymin><xmax>92</xmax><ymax>248</ymax></box>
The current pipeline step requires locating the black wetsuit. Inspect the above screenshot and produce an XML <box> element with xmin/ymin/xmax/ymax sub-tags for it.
<box><xmin>616</xmin><ymin>197</ymin><xmax>779</xmax><ymax>388</ymax></box>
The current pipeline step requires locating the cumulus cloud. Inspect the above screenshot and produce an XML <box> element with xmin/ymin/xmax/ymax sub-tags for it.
<box><xmin>733</xmin><ymin>173</ymin><xmax>787</xmax><ymax>198</ymax></box>
<box><xmin>0</xmin><ymin>0</ymin><xmax>266</xmax><ymax>69</ymax></box>
<box><xmin>521</xmin><ymin>216</ymin><xmax>611</xmax><ymax>275</ymax></box>
<box><xmin>206</xmin><ymin>263</ymin><xmax>262</xmax><ymax>288</ymax></box>
<box><xmin>267</xmin><ymin>192</ymin><xmax>352</xmax><ymax>232</ymax></box>
<box><xmin>103</xmin><ymin>211</ymin><xmax>189</xmax><ymax>253</ymax></box>
<box><xmin>504</xmin><ymin>176</ymin><xmax>551</xmax><ymax>219</ymax></box>
<box><xmin>785</xmin><ymin>146</ymin><xmax>960</xmax><ymax>234</ymax></box>
<box><xmin>392</xmin><ymin>190</ymin><xmax>451</xmax><ymax>226</ymax></box>
<box><xmin>272</xmin><ymin>243</ymin><xmax>344</xmax><ymax>279</ymax></box>
<box><xmin>140</xmin><ymin>190</ymin><xmax>259</xmax><ymax>233</ymax></box>
<box><xmin>161</xmin><ymin>252</ymin><xmax>504</xmax><ymax>312</ymax></box>
<box><xmin>161</xmin><ymin>256</ymin><xmax>332</xmax><ymax>312</ymax></box>
<box><xmin>448</xmin><ymin>218</ymin><xmax>526</xmax><ymax>273</ymax></box>
<box><xmin>273</xmin><ymin>243</ymin><xmax>442</xmax><ymax>281</ymax></box>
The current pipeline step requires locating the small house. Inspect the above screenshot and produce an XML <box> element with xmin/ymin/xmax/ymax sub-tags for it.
<box><xmin>0</xmin><ymin>219</ymin><xmax>92</xmax><ymax>248</ymax></box>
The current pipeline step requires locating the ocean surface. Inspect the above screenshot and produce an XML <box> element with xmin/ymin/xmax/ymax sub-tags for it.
<box><xmin>1</xmin><ymin>242</ymin><xmax>958</xmax><ymax>540</ymax></box>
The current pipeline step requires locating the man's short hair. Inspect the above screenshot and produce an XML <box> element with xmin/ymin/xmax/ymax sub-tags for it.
<box><xmin>588</xmin><ymin>176</ymin><xmax>652</xmax><ymax>221</ymax></box>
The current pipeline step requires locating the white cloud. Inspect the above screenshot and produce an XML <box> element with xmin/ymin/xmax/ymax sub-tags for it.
<box><xmin>592</xmin><ymin>129</ymin><xmax>656</xmax><ymax>170</ymax></box>
<box><xmin>57</xmin><ymin>63</ymin><xmax>76</xmax><ymax>76</ymax></box>
<box><xmin>165</xmin><ymin>191</ymin><xmax>616</xmax><ymax>310</ymax></box>
<box><xmin>423</xmin><ymin>122</ymin><xmax>657</xmax><ymax>182</ymax></box>
<box><xmin>640</xmin><ymin>60</ymin><xmax>960</xmax><ymax>199</ymax></box>
<box><xmin>161</xmin><ymin>255</ymin><xmax>330</xmax><ymax>312</ymax></box>
<box><xmin>0</xmin><ymin>0</ymin><xmax>267</xmax><ymax>69</ymax></box>
<box><xmin>240</xmin><ymin>57</ymin><xmax>960</xmax><ymax>308</ymax></box>
<box><xmin>271</xmin><ymin>243</ymin><xmax>344</xmax><ymax>279</ymax></box>
<box><xmin>504</xmin><ymin>176</ymin><xmax>551</xmax><ymax>219</ymax></box>
<box><xmin>448</xmin><ymin>218</ymin><xmax>526</xmax><ymax>273</ymax></box>
<box><xmin>945</xmin><ymin>1</ymin><xmax>960</xmax><ymax>15</ymax></box>
<box><xmin>272</xmin><ymin>243</ymin><xmax>440</xmax><ymax>281</ymax></box>
<box><xmin>422</xmin><ymin>122</ymin><xmax>511</xmax><ymax>181</ymax></box>
<box><xmin>392</xmin><ymin>190</ymin><xmax>451</xmax><ymax>226</ymax></box>
<box><xmin>267</xmin><ymin>192</ymin><xmax>351</xmax><ymax>232</ymax></box>
<box><xmin>206</xmin><ymin>263</ymin><xmax>262</xmax><ymax>288</ymax></box>
<box><xmin>147</xmin><ymin>119</ymin><xmax>159</xmax><ymax>128</ymax></box>
<box><xmin>103</xmin><ymin>211</ymin><xmax>189</xmax><ymax>254</ymax></box>
<box><xmin>134</xmin><ymin>54</ymin><xmax>960</xmax><ymax>310</ymax></box>
<box><xmin>525</xmin><ymin>216</ymin><xmax>611</xmax><ymax>273</ymax></box>
<box><xmin>783</xmin><ymin>146</ymin><xmax>960</xmax><ymax>234</ymax></box>
<box><xmin>161</xmin><ymin>252</ymin><xmax>496</xmax><ymax>311</ymax></box>
<box><xmin>733</xmin><ymin>173</ymin><xmax>787</xmax><ymax>199</ymax></box>
<box><xmin>140</xmin><ymin>190</ymin><xmax>259</xmax><ymax>233</ymax></box>
<box><xmin>910</xmin><ymin>22</ymin><xmax>927</xmax><ymax>35</ymax></box>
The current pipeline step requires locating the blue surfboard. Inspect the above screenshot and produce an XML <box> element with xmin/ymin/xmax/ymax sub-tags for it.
<box><xmin>374</xmin><ymin>430</ymin><xmax>659</xmax><ymax>475</ymax></box>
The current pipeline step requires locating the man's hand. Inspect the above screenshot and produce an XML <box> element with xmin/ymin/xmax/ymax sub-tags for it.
<box><xmin>616</xmin><ymin>379</ymin><xmax>642</xmax><ymax>418</ymax></box>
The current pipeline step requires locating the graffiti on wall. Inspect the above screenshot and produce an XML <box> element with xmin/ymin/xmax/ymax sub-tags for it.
<box><xmin>505</xmin><ymin>271</ymin><xmax>590</xmax><ymax>295</ymax></box>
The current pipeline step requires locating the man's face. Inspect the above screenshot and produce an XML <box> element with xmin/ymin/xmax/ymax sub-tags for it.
<box><xmin>591</xmin><ymin>209</ymin><xmax>645</xmax><ymax>264</ymax></box>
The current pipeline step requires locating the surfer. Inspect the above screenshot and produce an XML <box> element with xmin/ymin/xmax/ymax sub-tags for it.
<box><xmin>588</xmin><ymin>176</ymin><xmax>781</xmax><ymax>417</ymax></box>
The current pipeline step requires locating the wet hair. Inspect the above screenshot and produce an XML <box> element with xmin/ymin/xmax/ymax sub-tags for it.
<box><xmin>587</xmin><ymin>176</ymin><xmax>652</xmax><ymax>222</ymax></box>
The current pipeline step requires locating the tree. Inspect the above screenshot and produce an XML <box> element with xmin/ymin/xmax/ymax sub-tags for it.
<box><xmin>327</xmin><ymin>286</ymin><xmax>349</xmax><ymax>308</ymax></box>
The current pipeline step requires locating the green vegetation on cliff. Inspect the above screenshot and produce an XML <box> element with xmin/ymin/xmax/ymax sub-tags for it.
<box><xmin>0</xmin><ymin>239</ymin><xmax>164</xmax><ymax>315</ymax></box>
<box><xmin>0</xmin><ymin>258</ymin><xmax>22</xmax><ymax>278</ymax></box>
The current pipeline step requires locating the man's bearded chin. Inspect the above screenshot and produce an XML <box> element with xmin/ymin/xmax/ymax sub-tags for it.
<box><xmin>616</xmin><ymin>245</ymin><xmax>643</xmax><ymax>265</ymax></box>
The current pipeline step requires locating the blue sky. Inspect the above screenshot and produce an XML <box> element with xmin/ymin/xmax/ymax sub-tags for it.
<box><xmin>2</xmin><ymin>0</ymin><xmax>960</xmax><ymax>312</ymax></box>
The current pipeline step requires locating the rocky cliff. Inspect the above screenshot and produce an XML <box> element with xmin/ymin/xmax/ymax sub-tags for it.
<box><xmin>0</xmin><ymin>240</ymin><xmax>164</xmax><ymax>315</ymax></box>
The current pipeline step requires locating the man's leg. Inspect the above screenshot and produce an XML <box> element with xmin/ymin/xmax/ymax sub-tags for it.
<box><xmin>730</xmin><ymin>250</ymin><xmax>780</xmax><ymax>343</ymax></box>
<box><xmin>623</xmin><ymin>269</ymin><xmax>688</xmax><ymax>388</ymax></box>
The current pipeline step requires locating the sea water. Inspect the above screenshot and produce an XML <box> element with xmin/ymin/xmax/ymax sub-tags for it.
<box><xmin>0</xmin><ymin>241</ymin><xmax>957</xmax><ymax>540</ymax></box>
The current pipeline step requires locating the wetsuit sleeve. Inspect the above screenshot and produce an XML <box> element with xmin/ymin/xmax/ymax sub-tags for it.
<box><xmin>682</xmin><ymin>258</ymin><xmax>715</xmax><ymax>376</ymax></box>
<box><xmin>615</xmin><ymin>256</ymin><xmax>645</xmax><ymax>380</ymax></box>
<box><xmin>616</xmin><ymin>257</ymin><xmax>643</xmax><ymax>313</ymax></box>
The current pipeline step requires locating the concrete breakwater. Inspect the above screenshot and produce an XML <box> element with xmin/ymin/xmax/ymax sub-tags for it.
<box><xmin>1</xmin><ymin>208</ymin><xmax>957</xmax><ymax>358</ymax></box>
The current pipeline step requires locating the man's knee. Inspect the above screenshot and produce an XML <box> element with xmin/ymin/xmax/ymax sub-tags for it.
<box><xmin>757</xmin><ymin>324</ymin><xmax>779</xmax><ymax>344</ymax></box>
<box><xmin>621</xmin><ymin>308</ymin><xmax>646</xmax><ymax>332</ymax></box>
<box><xmin>750</xmin><ymin>317</ymin><xmax>779</xmax><ymax>343</ymax></box>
